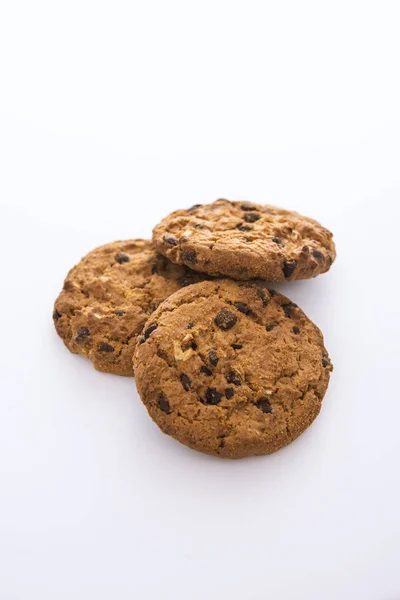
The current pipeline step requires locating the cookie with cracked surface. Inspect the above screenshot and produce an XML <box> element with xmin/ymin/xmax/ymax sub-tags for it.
<box><xmin>133</xmin><ymin>279</ymin><xmax>333</xmax><ymax>459</ymax></box>
<box><xmin>152</xmin><ymin>199</ymin><xmax>336</xmax><ymax>281</ymax></box>
<box><xmin>53</xmin><ymin>240</ymin><xmax>205</xmax><ymax>376</ymax></box>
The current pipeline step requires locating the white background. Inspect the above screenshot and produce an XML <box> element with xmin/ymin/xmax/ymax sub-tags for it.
<box><xmin>1</xmin><ymin>2</ymin><xmax>400</xmax><ymax>599</ymax></box>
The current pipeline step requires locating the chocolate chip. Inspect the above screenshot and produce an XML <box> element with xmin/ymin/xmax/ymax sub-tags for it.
<box><xmin>76</xmin><ymin>327</ymin><xmax>89</xmax><ymax>337</ymax></box>
<box><xmin>181</xmin><ymin>336</ymin><xmax>196</xmax><ymax>351</ymax></box>
<box><xmin>244</xmin><ymin>212</ymin><xmax>261</xmax><ymax>223</ymax></box>
<box><xmin>236</xmin><ymin>223</ymin><xmax>252</xmax><ymax>232</ymax></box>
<box><xmin>232</xmin><ymin>343</ymin><xmax>243</xmax><ymax>350</ymax></box>
<box><xmin>272</xmin><ymin>237</ymin><xmax>282</xmax><ymax>244</ymax></box>
<box><xmin>53</xmin><ymin>310</ymin><xmax>61</xmax><ymax>321</ymax></box>
<box><xmin>180</xmin><ymin>373</ymin><xmax>192</xmax><ymax>391</ymax></box>
<box><xmin>283</xmin><ymin>260</ymin><xmax>296</xmax><ymax>278</ymax></box>
<box><xmin>200</xmin><ymin>366</ymin><xmax>212</xmax><ymax>376</ymax></box>
<box><xmin>312</xmin><ymin>249</ymin><xmax>324</xmax><ymax>260</ymax></box>
<box><xmin>158</xmin><ymin>393</ymin><xmax>171</xmax><ymax>413</ymax></box>
<box><xmin>177</xmin><ymin>273</ymin><xmax>198</xmax><ymax>286</ymax></box>
<box><xmin>114</xmin><ymin>309</ymin><xmax>125</xmax><ymax>316</ymax></box>
<box><xmin>202</xmin><ymin>388</ymin><xmax>223</xmax><ymax>405</ymax></box>
<box><xmin>282</xmin><ymin>302</ymin><xmax>297</xmax><ymax>317</ymax></box>
<box><xmin>144</xmin><ymin>323</ymin><xmax>158</xmax><ymax>340</ymax></box>
<box><xmin>322</xmin><ymin>357</ymin><xmax>330</xmax><ymax>368</ymax></box>
<box><xmin>255</xmin><ymin>398</ymin><xmax>272</xmax><ymax>413</ymax></box>
<box><xmin>292</xmin><ymin>326</ymin><xmax>300</xmax><ymax>335</ymax></box>
<box><xmin>226</xmin><ymin>371</ymin><xmax>241</xmax><ymax>386</ymax></box>
<box><xmin>215</xmin><ymin>309</ymin><xmax>237</xmax><ymax>330</ymax></box>
<box><xmin>98</xmin><ymin>342</ymin><xmax>114</xmax><ymax>352</ymax></box>
<box><xmin>187</xmin><ymin>204</ymin><xmax>202</xmax><ymax>212</ymax></box>
<box><xmin>234</xmin><ymin>302</ymin><xmax>253</xmax><ymax>315</ymax></box>
<box><xmin>240</xmin><ymin>202</ymin><xmax>258</xmax><ymax>211</ymax></box>
<box><xmin>225</xmin><ymin>388</ymin><xmax>235</xmax><ymax>399</ymax></box>
<box><xmin>257</xmin><ymin>287</ymin><xmax>270</xmax><ymax>307</ymax></box>
<box><xmin>182</xmin><ymin>249</ymin><xmax>197</xmax><ymax>264</ymax></box>
<box><xmin>116</xmin><ymin>253</ymin><xmax>130</xmax><ymax>264</ymax></box>
<box><xmin>208</xmin><ymin>349</ymin><xmax>219</xmax><ymax>366</ymax></box>
<box><xmin>164</xmin><ymin>236</ymin><xmax>178</xmax><ymax>246</ymax></box>
<box><xmin>266</xmin><ymin>322</ymin><xmax>277</xmax><ymax>332</ymax></box>
<box><xmin>75</xmin><ymin>327</ymin><xmax>90</xmax><ymax>342</ymax></box>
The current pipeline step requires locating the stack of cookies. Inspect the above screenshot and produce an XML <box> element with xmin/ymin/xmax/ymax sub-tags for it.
<box><xmin>53</xmin><ymin>199</ymin><xmax>335</xmax><ymax>459</ymax></box>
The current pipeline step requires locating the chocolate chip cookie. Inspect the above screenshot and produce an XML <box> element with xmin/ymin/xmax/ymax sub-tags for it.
<box><xmin>53</xmin><ymin>240</ymin><xmax>204</xmax><ymax>376</ymax></box>
<box><xmin>152</xmin><ymin>199</ymin><xmax>336</xmax><ymax>281</ymax></box>
<box><xmin>133</xmin><ymin>279</ymin><xmax>333</xmax><ymax>458</ymax></box>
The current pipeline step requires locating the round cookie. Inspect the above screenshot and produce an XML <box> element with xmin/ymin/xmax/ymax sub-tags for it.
<box><xmin>53</xmin><ymin>240</ymin><xmax>204</xmax><ymax>376</ymax></box>
<box><xmin>133</xmin><ymin>279</ymin><xmax>333</xmax><ymax>459</ymax></box>
<box><xmin>152</xmin><ymin>199</ymin><xmax>336</xmax><ymax>281</ymax></box>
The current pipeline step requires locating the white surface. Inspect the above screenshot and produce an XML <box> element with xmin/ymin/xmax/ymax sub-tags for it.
<box><xmin>1</xmin><ymin>2</ymin><xmax>400</xmax><ymax>599</ymax></box>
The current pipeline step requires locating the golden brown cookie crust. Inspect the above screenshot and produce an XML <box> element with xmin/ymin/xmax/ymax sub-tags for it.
<box><xmin>53</xmin><ymin>240</ymin><xmax>204</xmax><ymax>376</ymax></box>
<box><xmin>152</xmin><ymin>199</ymin><xmax>336</xmax><ymax>282</ymax></box>
<box><xmin>133</xmin><ymin>279</ymin><xmax>333</xmax><ymax>458</ymax></box>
